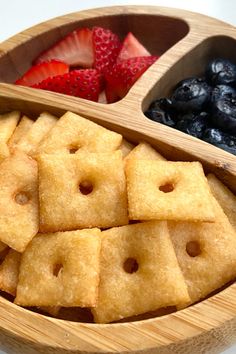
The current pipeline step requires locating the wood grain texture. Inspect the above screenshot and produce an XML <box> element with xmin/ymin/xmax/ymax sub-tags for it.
<box><xmin>0</xmin><ymin>5</ymin><xmax>235</xmax><ymax>354</ymax></box>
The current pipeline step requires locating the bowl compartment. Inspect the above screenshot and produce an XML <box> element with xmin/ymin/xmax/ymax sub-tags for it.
<box><xmin>0</xmin><ymin>13</ymin><xmax>188</xmax><ymax>84</ymax></box>
<box><xmin>142</xmin><ymin>35</ymin><xmax>236</xmax><ymax>111</ymax></box>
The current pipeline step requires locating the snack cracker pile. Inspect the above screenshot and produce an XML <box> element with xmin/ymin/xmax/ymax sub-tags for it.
<box><xmin>0</xmin><ymin>110</ymin><xmax>235</xmax><ymax>323</ymax></box>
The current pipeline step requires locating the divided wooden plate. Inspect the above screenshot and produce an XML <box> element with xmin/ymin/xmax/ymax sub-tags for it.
<box><xmin>0</xmin><ymin>5</ymin><xmax>235</xmax><ymax>354</ymax></box>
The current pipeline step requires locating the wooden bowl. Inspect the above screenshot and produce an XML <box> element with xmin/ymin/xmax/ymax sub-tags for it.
<box><xmin>0</xmin><ymin>6</ymin><xmax>236</xmax><ymax>354</ymax></box>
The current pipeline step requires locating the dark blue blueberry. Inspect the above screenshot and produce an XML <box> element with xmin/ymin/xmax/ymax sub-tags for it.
<box><xmin>175</xmin><ymin>77</ymin><xmax>207</xmax><ymax>88</ymax></box>
<box><xmin>176</xmin><ymin>112</ymin><xmax>209</xmax><ymax>138</ymax></box>
<box><xmin>171</xmin><ymin>77</ymin><xmax>211</xmax><ymax>112</ymax></box>
<box><xmin>210</xmin><ymin>84</ymin><xmax>236</xmax><ymax>106</ymax></box>
<box><xmin>206</xmin><ymin>58</ymin><xmax>236</xmax><ymax>86</ymax></box>
<box><xmin>145</xmin><ymin>98</ymin><xmax>176</xmax><ymax>127</ymax></box>
<box><xmin>210</xmin><ymin>96</ymin><xmax>236</xmax><ymax>135</ymax></box>
<box><xmin>202</xmin><ymin>128</ymin><xmax>236</xmax><ymax>155</ymax></box>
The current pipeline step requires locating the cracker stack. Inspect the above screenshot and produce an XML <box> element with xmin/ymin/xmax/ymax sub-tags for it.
<box><xmin>0</xmin><ymin>110</ymin><xmax>235</xmax><ymax>324</ymax></box>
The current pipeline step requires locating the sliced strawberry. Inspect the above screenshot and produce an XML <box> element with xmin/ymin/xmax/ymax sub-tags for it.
<box><xmin>104</xmin><ymin>85</ymin><xmax>120</xmax><ymax>104</ymax></box>
<box><xmin>34</xmin><ymin>28</ymin><xmax>94</xmax><ymax>67</ymax></box>
<box><xmin>92</xmin><ymin>27</ymin><xmax>121</xmax><ymax>74</ymax></box>
<box><xmin>32</xmin><ymin>69</ymin><xmax>103</xmax><ymax>102</ymax></box>
<box><xmin>15</xmin><ymin>60</ymin><xmax>69</xmax><ymax>86</ymax></box>
<box><xmin>105</xmin><ymin>56</ymin><xmax>158</xmax><ymax>103</ymax></box>
<box><xmin>117</xmin><ymin>32</ymin><xmax>151</xmax><ymax>63</ymax></box>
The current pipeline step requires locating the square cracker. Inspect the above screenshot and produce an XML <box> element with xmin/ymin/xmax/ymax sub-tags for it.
<box><xmin>125</xmin><ymin>142</ymin><xmax>166</xmax><ymax>163</ymax></box>
<box><xmin>126</xmin><ymin>160</ymin><xmax>215</xmax><ymax>222</ymax></box>
<box><xmin>0</xmin><ymin>249</ymin><xmax>21</xmax><ymax>296</ymax></box>
<box><xmin>0</xmin><ymin>248</ymin><xmax>62</xmax><ymax>314</ymax></box>
<box><xmin>0</xmin><ymin>111</ymin><xmax>20</xmax><ymax>162</ymax></box>
<box><xmin>207</xmin><ymin>174</ymin><xmax>236</xmax><ymax>230</ymax></box>
<box><xmin>92</xmin><ymin>221</ymin><xmax>190</xmax><ymax>323</ymax></box>
<box><xmin>15</xmin><ymin>228</ymin><xmax>101</xmax><ymax>307</ymax></box>
<box><xmin>0</xmin><ymin>151</ymin><xmax>39</xmax><ymax>252</ymax></box>
<box><xmin>8</xmin><ymin>116</ymin><xmax>33</xmax><ymax>151</ymax></box>
<box><xmin>37</xmin><ymin>111</ymin><xmax>122</xmax><ymax>155</ymax></box>
<box><xmin>15</xmin><ymin>112</ymin><xmax>57</xmax><ymax>156</ymax></box>
<box><xmin>38</xmin><ymin>151</ymin><xmax>128</xmax><ymax>232</ymax></box>
<box><xmin>169</xmin><ymin>197</ymin><xmax>236</xmax><ymax>303</ymax></box>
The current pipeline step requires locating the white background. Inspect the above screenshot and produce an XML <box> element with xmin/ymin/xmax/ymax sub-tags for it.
<box><xmin>0</xmin><ymin>0</ymin><xmax>235</xmax><ymax>353</ymax></box>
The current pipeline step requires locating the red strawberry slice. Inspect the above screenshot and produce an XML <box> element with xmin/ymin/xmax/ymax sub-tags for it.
<box><xmin>105</xmin><ymin>56</ymin><xmax>158</xmax><ymax>103</ymax></box>
<box><xmin>117</xmin><ymin>32</ymin><xmax>151</xmax><ymax>63</ymax></box>
<box><xmin>32</xmin><ymin>69</ymin><xmax>103</xmax><ymax>102</ymax></box>
<box><xmin>104</xmin><ymin>87</ymin><xmax>120</xmax><ymax>104</ymax></box>
<box><xmin>92</xmin><ymin>27</ymin><xmax>121</xmax><ymax>74</ymax></box>
<box><xmin>34</xmin><ymin>28</ymin><xmax>94</xmax><ymax>67</ymax></box>
<box><xmin>15</xmin><ymin>60</ymin><xmax>69</xmax><ymax>86</ymax></box>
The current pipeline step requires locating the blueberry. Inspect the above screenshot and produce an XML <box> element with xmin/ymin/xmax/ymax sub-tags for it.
<box><xmin>176</xmin><ymin>112</ymin><xmax>209</xmax><ymax>138</ymax></box>
<box><xmin>162</xmin><ymin>98</ymin><xmax>177</xmax><ymax>113</ymax></box>
<box><xmin>210</xmin><ymin>84</ymin><xmax>236</xmax><ymax>106</ymax></box>
<box><xmin>171</xmin><ymin>77</ymin><xmax>211</xmax><ymax>112</ymax></box>
<box><xmin>175</xmin><ymin>77</ymin><xmax>207</xmax><ymax>88</ymax></box>
<box><xmin>210</xmin><ymin>96</ymin><xmax>236</xmax><ymax>135</ymax></box>
<box><xmin>202</xmin><ymin>128</ymin><xmax>236</xmax><ymax>155</ymax></box>
<box><xmin>206</xmin><ymin>58</ymin><xmax>236</xmax><ymax>86</ymax></box>
<box><xmin>145</xmin><ymin>98</ymin><xmax>176</xmax><ymax>127</ymax></box>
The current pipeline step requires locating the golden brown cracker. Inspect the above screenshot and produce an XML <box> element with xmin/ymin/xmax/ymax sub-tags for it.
<box><xmin>38</xmin><ymin>151</ymin><xmax>128</xmax><ymax>232</ymax></box>
<box><xmin>15</xmin><ymin>228</ymin><xmax>101</xmax><ymax>307</ymax></box>
<box><xmin>0</xmin><ymin>111</ymin><xmax>20</xmax><ymax>162</ymax></box>
<box><xmin>0</xmin><ymin>249</ymin><xmax>21</xmax><ymax>296</ymax></box>
<box><xmin>37</xmin><ymin>111</ymin><xmax>122</xmax><ymax>155</ymax></box>
<box><xmin>0</xmin><ymin>151</ymin><xmax>39</xmax><ymax>252</ymax></box>
<box><xmin>207</xmin><ymin>173</ymin><xmax>236</xmax><ymax>230</ymax></box>
<box><xmin>125</xmin><ymin>142</ymin><xmax>165</xmax><ymax>163</ymax></box>
<box><xmin>16</xmin><ymin>112</ymin><xmax>57</xmax><ymax>156</ymax></box>
<box><xmin>92</xmin><ymin>221</ymin><xmax>190</xmax><ymax>323</ymax></box>
<box><xmin>126</xmin><ymin>160</ymin><xmax>215</xmax><ymax>222</ymax></box>
<box><xmin>8</xmin><ymin>116</ymin><xmax>33</xmax><ymax>151</ymax></box>
<box><xmin>169</xmin><ymin>197</ymin><xmax>236</xmax><ymax>303</ymax></box>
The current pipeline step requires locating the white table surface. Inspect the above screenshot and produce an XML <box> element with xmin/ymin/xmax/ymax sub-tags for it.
<box><xmin>0</xmin><ymin>0</ymin><xmax>235</xmax><ymax>353</ymax></box>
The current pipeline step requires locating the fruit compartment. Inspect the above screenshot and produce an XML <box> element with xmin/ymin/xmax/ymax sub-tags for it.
<box><xmin>138</xmin><ymin>35</ymin><xmax>236</xmax><ymax>162</ymax></box>
<box><xmin>142</xmin><ymin>35</ymin><xmax>236</xmax><ymax>111</ymax></box>
<box><xmin>0</xmin><ymin>13</ymin><xmax>189</xmax><ymax>85</ymax></box>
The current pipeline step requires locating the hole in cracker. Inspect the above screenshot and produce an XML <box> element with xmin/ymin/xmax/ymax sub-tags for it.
<box><xmin>69</xmin><ymin>147</ymin><xmax>78</xmax><ymax>154</ymax></box>
<box><xmin>159</xmin><ymin>183</ymin><xmax>174</xmax><ymax>193</ymax></box>
<box><xmin>53</xmin><ymin>263</ymin><xmax>63</xmax><ymax>277</ymax></box>
<box><xmin>79</xmin><ymin>181</ymin><xmax>93</xmax><ymax>195</ymax></box>
<box><xmin>123</xmin><ymin>258</ymin><xmax>139</xmax><ymax>273</ymax></box>
<box><xmin>15</xmin><ymin>192</ymin><xmax>29</xmax><ymax>205</ymax></box>
<box><xmin>186</xmin><ymin>241</ymin><xmax>201</xmax><ymax>257</ymax></box>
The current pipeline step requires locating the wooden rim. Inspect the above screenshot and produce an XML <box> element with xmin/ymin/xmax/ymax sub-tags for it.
<box><xmin>0</xmin><ymin>282</ymin><xmax>235</xmax><ymax>352</ymax></box>
<box><xmin>0</xmin><ymin>5</ymin><xmax>236</xmax><ymax>353</ymax></box>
